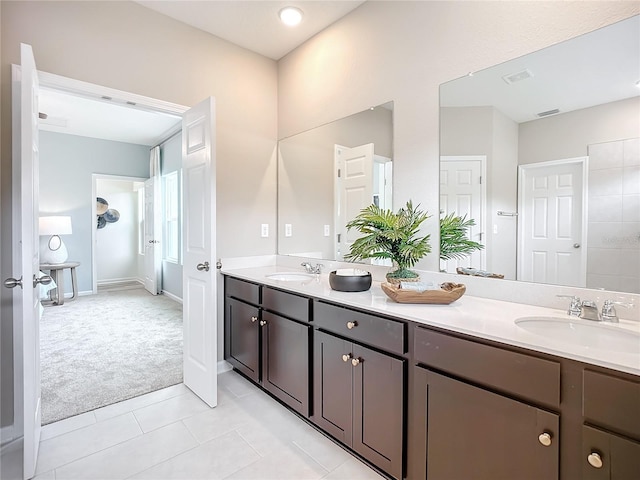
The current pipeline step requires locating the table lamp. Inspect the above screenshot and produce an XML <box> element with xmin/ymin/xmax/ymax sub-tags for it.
<box><xmin>39</xmin><ymin>216</ymin><xmax>73</xmax><ymax>264</ymax></box>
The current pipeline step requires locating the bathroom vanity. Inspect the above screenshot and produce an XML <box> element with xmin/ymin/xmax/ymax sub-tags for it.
<box><xmin>222</xmin><ymin>267</ymin><xmax>640</xmax><ymax>480</ymax></box>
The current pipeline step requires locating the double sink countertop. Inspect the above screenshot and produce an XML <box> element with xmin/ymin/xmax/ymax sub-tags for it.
<box><xmin>221</xmin><ymin>265</ymin><xmax>640</xmax><ymax>377</ymax></box>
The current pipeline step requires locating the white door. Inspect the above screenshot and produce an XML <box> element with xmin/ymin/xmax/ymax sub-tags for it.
<box><xmin>9</xmin><ymin>43</ymin><xmax>43</xmax><ymax>480</ymax></box>
<box><xmin>518</xmin><ymin>158</ymin><xmax>586</xmax><ymax>286</ymax></box>
<box><xmin>182</xmin><ymin>97</ymin><xmax>217</xmax><ymax>407</ymax></box>
<box><xmin>440</xmin><ymin>156</ymin><xmax>486</xmax><ymax>272</ymax></box>
<box><xmin>334</xmin><ymin>143</ymin><xmax>374</xmax><ymax>260</ymax></box>
<box><xmin>143</xmin><ymin>177</ymin><xmax>161</xmax><ymax>295</ymax></box>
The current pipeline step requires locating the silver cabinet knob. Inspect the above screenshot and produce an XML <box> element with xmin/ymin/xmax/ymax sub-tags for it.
<box><xmin>346</xmin><ymin>321</ymin><xmax>358</xmax><ymax>329</ymax></box>
<box><xmin>351</xmin><ymin>357</ymin><xmax>361</xmax><ymax>367</ymax></box>
<box><xmin>259</xmin><ymin>320</ymin><xmax>267</xmax><ymax>326</ymax></box>
<box><xmin>587</xmin><ymin>452</ymin><xmax>603</xmax><ymax>469</ymax></box>
<box><xmin>196</xmin><ymin>262</ymin><xmax>210</xmax><ymax>272</ymax></box>
<box><xmin>342</xmin><ymin>354</ymin><xmax>352</xmax><ymax>362</ymax></box>
<box><xmin>4</xmin><ymin>277</ymin><xmax>23</xmax><ymax>289</ymax></box>
<box><xmin>538</xmin><ymin>432</ymin><xmax>552</xmax><ymax>447</ymax></box>
<box><xmin>250</xmin><ymin>316</ymin><xmax>258</xmax><ymax>323</ymax></box>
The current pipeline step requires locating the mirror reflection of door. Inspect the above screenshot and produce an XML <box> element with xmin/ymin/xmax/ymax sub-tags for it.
<box><xmin>518</xmin><ymin>158</ymin><xmax>587</xmax><ymax>287</ymax></box>
<box><xmin>440</xmin><ymin>156</ymin><xmax>486</xmax><ymax>272</ymax></box>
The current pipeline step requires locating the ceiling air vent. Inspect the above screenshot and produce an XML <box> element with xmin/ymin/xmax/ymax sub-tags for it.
<box><xmin>502</xmin><ymin>69</ymin><xmax>533</xmax><ymax>85</ymax></box>
<box><xmin>537</xmin><ymin>109</ymin><xmax>560</xmax><ymax>117</ymax></box>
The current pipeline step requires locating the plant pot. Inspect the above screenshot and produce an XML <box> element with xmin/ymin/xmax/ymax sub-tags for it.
<box><xmin>385</xmin><ymin>272</ymin><xmax>421</xmax><ymax>285</ymax></box>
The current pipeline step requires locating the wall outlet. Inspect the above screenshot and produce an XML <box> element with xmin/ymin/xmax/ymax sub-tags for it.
<box><xmin>324</xmin><ymin>224</ymin><xmax>330</xmax><ymax>236</ymax></box>
<box><xmin>261</xmin><ymin>224</ymin><xmax>269</xmax><ymax>238</ymax></box>
<box><xmin>285</xmin><ymin>224</ymin><xmax>292</xmax><ymax>237</ymax></box>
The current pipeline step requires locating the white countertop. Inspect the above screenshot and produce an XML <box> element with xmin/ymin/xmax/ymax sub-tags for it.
<box><xmin>222</xmin><ymin>265</ymin><xmax>640</xmax><ymax>376</ymax></box>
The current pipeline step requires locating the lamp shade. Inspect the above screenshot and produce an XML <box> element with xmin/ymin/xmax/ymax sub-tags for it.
<box><xmin>39</xmin><ymin>216</ymin><xmax>73</xmax><ymax>236</ymax></box>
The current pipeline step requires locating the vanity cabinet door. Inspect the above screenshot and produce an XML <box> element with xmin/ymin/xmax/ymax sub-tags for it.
<box><xmin>225</xmin><ymin>298</ymin><xmax>260</xmax><ymax>382</ymax></box>
<box><xmin>313</xmin><ymin>330</ymin><xmax>353</xmax><ymax>444</ymax></box>
<box><xmin>261</xmin><ymin>312</ymin><xmax>310</xmax><ymax>416</ymax></box>
<box><xmin>352</xmin><ymin>343</ymin><xmax>404</xmax><ymax>480</ymax></box>
<box><xmin>582</xmin><ymin>425</ymin><xmax>640</xmax><ymax>480</ymax></box>
<box><xmin>416</xmin><ymin>367</ymin><xmax>559</xmax><ymax>480</ymax></box>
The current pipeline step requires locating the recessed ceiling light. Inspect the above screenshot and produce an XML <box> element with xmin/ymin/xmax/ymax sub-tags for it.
<box><xmin>279</xmin><ymin>6</ymin><xmax>303</xmax><ymax>27</ymax></box>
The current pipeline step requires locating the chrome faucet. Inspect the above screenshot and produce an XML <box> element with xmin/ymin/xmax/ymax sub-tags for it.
<box><xmin>557</xmin><ymin>295</ymin><xmax>581</xmax><ymax>317</ymax></box>
<box><xmin>601</xmin><ymin>300</ymin><xmax>634</xmax><ymax>323</ymax></box>
<box><xmin>301</xmin><ymin>262</ymin><xmax>323</xmax><ymax>274</ymax></box>
<box><xmin>579</xmin><ymin>300</ymin><xmax>600</xmax><ymax>321</ymax></box>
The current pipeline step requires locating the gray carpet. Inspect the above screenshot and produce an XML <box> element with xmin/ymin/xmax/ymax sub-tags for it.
<box><xmin>40</xmin><ymin>287</ymin><xmax>183</xmax><ymax>425</ymax></box>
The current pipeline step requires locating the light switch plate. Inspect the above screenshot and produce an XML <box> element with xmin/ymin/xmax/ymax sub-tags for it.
<box><xmin>324</xmin><ymin>225</ymin><xmax>330</xmax><ymax>236</ymax></box>
<box><xmin>285</xmin><ymin>224</ymin><xmax>292</xmax><ymax>237</ymax></box>
<box><xmin>261</xmin><ymin>224</ymin><xmax>269</xmax><ymax>237</ymax></box>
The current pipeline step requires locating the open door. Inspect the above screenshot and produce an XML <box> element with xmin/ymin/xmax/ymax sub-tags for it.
<box><xmin>7</xmin><ymin>43</ymin><xmax>46</xmax><ymax>480</ymax></box>
<box><xmin>182</xmin><ymin>97</ymin><xmax>217</xmax><ymax>407</ymax></box>
<box><xmin>143</xmin><ymin>176</ymin><xmax>161</xmax><ymax>295</ymax></box>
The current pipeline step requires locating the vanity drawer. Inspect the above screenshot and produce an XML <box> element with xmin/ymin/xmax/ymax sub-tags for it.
<box><xmin>583</xmin><ymin>369</ymin><xmax>640</xmax><ymax>439</ymax></box>
<box><xmin>414</xmin><ymin>327</ymin><xmax>560</xmax><ymax>408</ymax></box>
<box><xmin>314</xmin><ymin>301</ymin><xmax>406</xmax><ymax>355</ymax></box>
<box><xmin>263</xmin><ymin>287</ymin><xmax>310</xmax><ymax>323</ymax></box>
<box><xmin>226</xmin><ymin>276</ymin><xmax>260</xmax><ymax>305</ymax></box>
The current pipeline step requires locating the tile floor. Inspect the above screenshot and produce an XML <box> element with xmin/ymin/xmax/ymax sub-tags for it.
<box><xmin>35</xmin><ymin>371</ymin><xmax>385</xmax><ymax>480</ymax></box>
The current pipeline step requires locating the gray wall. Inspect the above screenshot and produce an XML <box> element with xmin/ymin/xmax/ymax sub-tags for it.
<box><xmin>160</xmin><ymin>134</ymin><xmax>183</xmax><ymax>300</ymax></box>
<box><xmin>40</xmin><ymin>131</ymin><xmax>149</xmax><ymax>293</ymax></box>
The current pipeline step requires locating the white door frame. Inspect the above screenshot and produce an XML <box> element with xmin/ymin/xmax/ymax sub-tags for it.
<box><xmin>91</xmin><ymin>174</ymin><xmax>147</xmax><ymax>294</ymax></box>
<box><xmin>517</xmin><ymin>157</ymin><xmax>588</xmax><ymax>286</ymax></box>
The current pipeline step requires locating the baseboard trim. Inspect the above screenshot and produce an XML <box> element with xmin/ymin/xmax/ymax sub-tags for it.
<box><xmin>162</xmin><ymin>290</ymin><xmax>183</xmax><ymax>304</ymax></box>
<box><xmin>217</xmin><ymin>360</ymin><xmax>232</xmax><ymax>374</ymax></box>
<box><xmin>0</xmin><ymin>425</ymin><xmax>14</xmax><ymax>444</ymax></box>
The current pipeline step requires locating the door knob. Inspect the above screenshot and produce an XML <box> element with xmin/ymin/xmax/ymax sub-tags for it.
<box><xmin>573</xmin><ymin>243</ymin><xmax>580</xmax><ymax>248</ymax></box>
<box><xmin>4</xmin><ymin>277</ymin><xmax>23</xmax><ymax>289</ymax></box>
<box><xmin>196</xmin><ymin>262</ymin><xmax>210</xmax><ymax>272</ymax></box>
<box><xmin>33</xmin><ymin>275</ymin><xmax>53</xmax><ymax>288</ymax></box>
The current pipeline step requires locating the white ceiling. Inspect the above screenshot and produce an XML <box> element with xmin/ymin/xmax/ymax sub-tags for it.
<box><xmin>134</xmin><ymin>1</ymin><xmax>366</xmax><ymax>60</ymax></box>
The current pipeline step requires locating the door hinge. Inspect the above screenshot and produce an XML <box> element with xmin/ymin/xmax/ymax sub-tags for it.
<box><xmin>337</xmin><ymin>233</ymin><xmax>341</xmax><ymax>242</ymax></box>
<box><xmin>337</xmin><ymin>169</ymin><xmax>341</xmax><ymax>178</ymax></box>
<box><xmin>479</xmin><ymin>176</ymin><xmax>482</xmax><ymax>184</ymax></box>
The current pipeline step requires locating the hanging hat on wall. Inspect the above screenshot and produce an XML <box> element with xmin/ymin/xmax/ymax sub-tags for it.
<box><xmin>96</xmin><ymin>197</ymin><xmax>109</xmax><ymax>215</ymax></box>
<box><xmin>104</xmin><ymin>209</ymin><xmax>120</xmax><ymax>223</ymax></box>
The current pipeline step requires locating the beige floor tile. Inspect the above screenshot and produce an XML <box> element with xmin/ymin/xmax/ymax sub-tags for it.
<box><xmin>225</xmin><ymin>444</ymin><xmax>328</xmax><ymax>480</ymax></box>
<box><xmin>32</xmin><ymin>470</ymin><xmax>56</xmax><ymax>480</ymax></box>
<box><xmin>182</xmin><ymin>399</ymin><xmax>252</xmax><ymax>444</ymax></box>
<box><xmin>291</xmin><ymin>426</ymin><xmax>353</xmax><ymax>472</ymax></box>
<box><xmin>36</xmin><ymin>413</ymin><xmax>142</xmax><ymax>474</ymax></box>
<box><xmin>133</xmin><ymin>390</ymin><xmax>211</xmax><ymax>433</ymax></box>
<box><xmin>322</xmin><ymin>457</ymin><xmax>385</xmax><ymax>479</ymax></box>
<box><xmin>40</xmin><ymin>411</ymin><xmax>96</xmax><ymax>441</ymax></box>
<box><xmin>93</xmin><ymin>383</ymin><xmax>189</xmax><ymax>422</ymax></box>
<box><xmin>218</xmin><ymin>371</ymin><xmax>261</xmax><ymax>398</ymax></box>
<box><xmin>53</xmin><ymin>421</ymin><xmax>198</xmax><ymax>480</ymax></box>
<box><xmin>130</xmin><ymin>430</ymin><xmax>260</xmax><ymax>480</ymax></box>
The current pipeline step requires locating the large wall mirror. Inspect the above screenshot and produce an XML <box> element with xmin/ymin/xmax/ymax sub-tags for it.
<box><xmin>440</xmin><ymin>15</ymin><xmax>639</xmax><ymax>294</ymax></box>
<box><xmin>278</xmin><ymin>102</ymin><xmax>393</xmax><ymax>260</ymax></box>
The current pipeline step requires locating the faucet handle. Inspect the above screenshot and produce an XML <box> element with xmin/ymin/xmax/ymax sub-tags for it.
<box><xmin>601</xmin><ymin>300</ymin><xmax>633</xmax><ymax>323</ymax></box>
<box><xmin>557</xmin><ymin>295</ymin><xmax>581</xmax><ymax>316</ymax></box>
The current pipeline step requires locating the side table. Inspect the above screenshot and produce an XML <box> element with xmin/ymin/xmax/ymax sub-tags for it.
<box><xmin>40</xmin><ymin>261</ymin><xmax>80</xmax><ymax>306</ymax></box>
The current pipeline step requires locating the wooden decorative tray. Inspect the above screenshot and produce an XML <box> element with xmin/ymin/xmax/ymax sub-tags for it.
<box><xmin>381</xmin><ymin>282</ymin><xmax>466</xmax><ymax>304</ymax></box>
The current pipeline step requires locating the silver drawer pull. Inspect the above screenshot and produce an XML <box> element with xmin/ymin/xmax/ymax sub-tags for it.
<box><xmin>538</xmin><ymin>432</ymin><xmax>552</xmax><ymax>447</ymax></box>
<box><xmin>351</xmin><ymin>357</ymin><xmax>361</xmax><ymax>367</ymax></box>
<box><xmin>346</xmin><ymin>321</ymin><xmax>358</xmax><ymax>329</ymax></box>
<box><xmin>250</xmin><ymin>316</ymin><xmax>258</xmax><ymax>323</ymax></box>
<box><xmin>342</xmin><ymin>354</ymin><xmax>352</xmax><ymax>362</ymax></box>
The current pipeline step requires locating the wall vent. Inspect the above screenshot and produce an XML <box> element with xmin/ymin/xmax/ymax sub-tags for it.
<box><xmin>502</xmin><ymin>69</ymin><xmax>533</xmax><ymax>84</ymax></box>
<box><xmin>537</xmin><ymin>109</ymin><xmax>560</xmax><ymax>117</ymax></box>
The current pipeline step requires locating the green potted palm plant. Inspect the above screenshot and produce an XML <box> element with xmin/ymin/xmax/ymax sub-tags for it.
<box><xmin>439</xmin><ymin>212</ymin><xmax>484</xmax><ymax>262</ymax></box>
<box><xmin>344</xmin><ymin>201</ymin><xmax>431</xmax><ymax>284</ymax></box>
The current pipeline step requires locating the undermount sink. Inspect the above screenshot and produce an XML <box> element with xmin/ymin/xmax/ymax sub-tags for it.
<box><xmin>515</xmin><ymin>316</ymin><xmax>640</xmax><ymax>354</ymax></box>
<box><xmin>265</xmin><ymin>272</ymin><xmax>315</xmax><ymax>282</ymax></box>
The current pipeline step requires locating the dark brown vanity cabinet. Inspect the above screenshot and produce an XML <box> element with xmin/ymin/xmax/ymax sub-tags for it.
<box><xmin>224</xmin><ymin>276</ymin><xmax>311</xmax><ymax>417</ymax></box>
<box><xmin>581</xmin><ymin>370</ymin><xmax>640</xmax><ymax>479</ymax></box>
<box><xmin>411</xmin><ymin>327</ymin><xmax>561</xmax><ymax>480</ymax></box>
<box><xmin>313</xmin><ymin>303</ymin><xmax>406</xmax><ymax>480</ymax></box>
